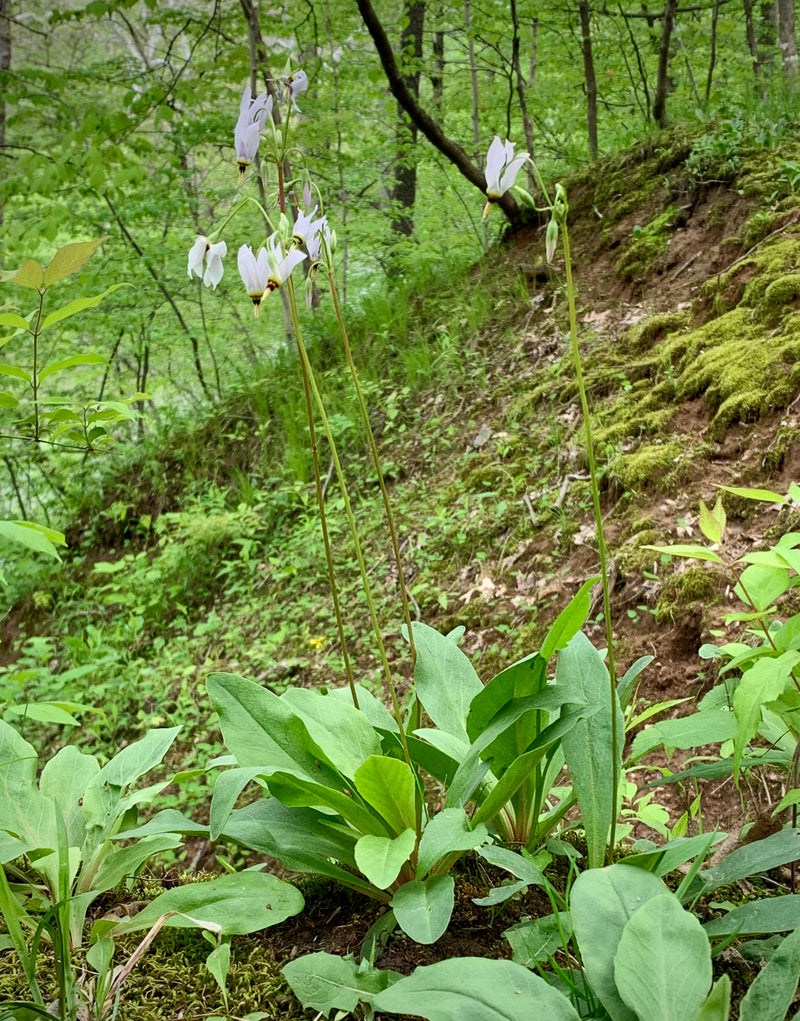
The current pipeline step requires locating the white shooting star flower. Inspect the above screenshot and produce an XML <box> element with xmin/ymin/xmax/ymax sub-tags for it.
<box><xmin>237</xmin><ymin>244</ymin><xmax>270</xmax><ymax>315</ymax></box>
<box><xmin>482</xmin><ymin>136</ymin><xmax>529</xmax><ymax>217</ymax></box>
<box><xmin>286</xmin><ymin>70</ymin><xmax>308</xmax><ymax>112</ymax></box>
<box><xmin>235</xmin><ymin>86</ymin><xmax>273</xmax><ymax>175</ymax></box>
<box><xmin>266</xmin><ymin>233</ymin><xmax>306</xmax><ymax>288</ymax></box>
<box><xmin>187</xmin><ymin>236</ymin><xmax>227</xmax><ymax>289</ymax></box>
<box><xmin>292</xmin><ymin>205</ymin><xmax>319</xmax><ymax>246</ymax></box>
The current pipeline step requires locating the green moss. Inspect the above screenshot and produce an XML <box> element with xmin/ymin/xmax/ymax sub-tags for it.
<box><xmin>613</xmin><ymin>439</ymin><xmax>686</xmax><ymax>492</ymax></box>
<box><xmin>655</xmin><ymin>564</ymin><xmax>720</xmax><ymax>622</ymax></box>
<box><xmin>625</xmin><ymin>310</ymin><xmax>691</xmax><ymax>352</ymax></box>
<box><xmin>615</xmin><ymin>208</ymin><xmax>677</xmax><ymax>283</ymax></box>
<box><xmin>758</xmin><ymin>273</ymin><xmax>800</xmax><ymax>325</ymax></box>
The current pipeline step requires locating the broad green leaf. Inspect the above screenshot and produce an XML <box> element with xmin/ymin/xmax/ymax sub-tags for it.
<box><xmin>283</xmin><ymin>952</ymin><xmax>401</xmax><ymax>1015</ymax></box>
<box><xmin>353</xmin><ymin>755</ymin><xmax>417</xmax><ymax>835</ymax></box>
<box><xmin>12</xmin><ymin>260</ymin><xmax>44</xmax><ymax>290</ymax></box>
<box><xmin>372</xmin><ymin>957</ymin><xmax>581</xmax><ymax>1021</ymax></box>
<box><xmin>38</xmin><ymin>353</ymin><xmax>108</xmax><ymax>382</ymax></box>
<box><xmin>571</xmin><ymin>864</ymin><xmax>668</xmax><ymax>1021</ymax></box>
<box><xmin>391</xmin><ymin>874</ymin><xmax>454</xmax><ymax>944</ymax></box>
<box><xmin>732</xmin><ymin>652</ymin><xmax>800</xmax><ymax>776</ymax></box>
<box><xmin>704</xmin><ymin>895</ymin><xmax>800</xmax><ymax>936</ymax></box>
<box><xmin>0</xmin><ymin>719</ymin><xmax>38</xmax><ymax>794</ymax></box>
<box><xmin>411</xmin><ymin>621</ymin><xmax>483</xmax><ymax>743</ymax></box>
<box><xmin>504</xmin><ymin>912</ymin><xmax>572</xmax><ymax>966</ymax></box>
<box><xmin>617</xmin><ymin>654</ymin><xmax>654</xmax><ymax>709</ymax></box>
<box><xmin>39</xmin><ymin>745</ymin><xmax>99</xmax><ymax>846</ymax></box>
<box><xmin>113</xmin><ymin>871</ymin><xmax>304</xmax><ymax>935</ymax></box>
<box><xmin>41</xmin><ymin>283</ymin><xmax>126</xmax><ymax>331</ymax></box>
<box><xmin>207</xmin><ymin>672</ymin><xmax>343</xmax><ymax>782</ymax></box>
<box><xmin>209</xmin><ymin>767</ymin><xmax>268</xmax><ymax>840</ymax></box>
<box><xmin>0</xmin><ymin>521</ymin><xmax>65</xmax><ymax>560</ymax></box>
<box><xmin>478</xmin><ymin>844</ymin><xmax>548</xmax><ymax>887</ymax></box>
<box><xmin>615</xmin><ymin>893</ymin><xmax>711</xmax><ymax>1021</ymax></box>
<box><xmin>417</xmin><ymin>807</ymin><xmax>488</xmax><ymax>877</ymax></box>
<box><xmin>735</xmin><ymin>562</ymin><xmax>791</xmax><ymax>611</ymax></box>
<box><xmin>623</xmin><ymin>833</ymin><xmax>717</xmax><ymax>878</ymax></box>
<box><xmin>0</xmin><ymin>364</ymin><xmax>31</xmax><ymax>382</ymax></box>
<box><xmin>0</xmin><ymin>313</ymin><xmax>30</xmax><ymax>331</ymax></box>
<box><xmin>641</xmin><ymin>543</ymin><xmax>725</xmax><ymax>563</ymax></box>
<box><xmin>330</xmin><ymin>683</ymin><xmax>399</xmax><ymax>733</ymax></box>
<box><xmin>630</xmin><ymin>710</ymin><xmax>737</xmax><ymax>760</ymax></box>
<box><xmin>96</xmin><ymin>726</ymin><xmax>180</xmax><ymax>788</ymax></box>
<box><xmin>466</xmin><ymin>653</ymin><xmax>548</xmax><ymax>773</ymax></box>
<box><xmin>90</xmin><ymin>834</ymin><xmax>182</xmax><ymax>894</ymax></box>
<box><xmin>694</xmin><ymin>976</ymin><xmax>731</xmax><ymax>1021</ymax></box>
<box><xmin>44</xmin><ymin>238</ymin><xmax>105</xmax><ymax>286</ymax></box>
<box><xmin>266</xmin><ymin>769</ymin><xmax>388</xmax><ymax>834</ymax></box>
<box><xmin>541</xmin><ymin>575</ymin><xmax>599</xmax><ymax>660</ymax></box>
<box><xmin>282</xmin><ymin>687</ymin><xmax>381</xmax><ymax>778</ymax></box>
<box><xmin>5</xmin><ymin>702</ymin><xmax>80</xmax><ymax>726</ymax></box>
<box><xmin>355</xmin><ymin>829</ymin><xmax>416</xmax><ymax>889</ymax></box>
<box><xmin>696</xmin><ymin>828</ymin><xmax>800</xmax><ymax>894</ymax></box>
<box><xmin>115</xmin><ymin>808</ymin><xmax>208</xmax><ymax>838</ymax></box>
<box><xmin>699</xmin><ymin>496</ymin><xmax>726</xmax><ymax>545</ymax></box>
<box><xmin>739</xmin><ymin>927</ymin><xmax>800</xmax><ymax>1021</ymax></box>
<box><xmin>0</xmin><ymin>391</ymin><xmax>19</xmax><ymax>408</ymax></box>
<box><xmin>717</xmin><ymin>484</ymin><xmax>787</xmax><ymax>504</ymax></box>
<box><xmin>205</xmin><ymin>940</ymin><xmax>231</xmax><ymax>1000</ymax></box>
<box><xmin>559</xmin><ymin>632</ymin><xmax>623</xmax><ymax>868</ymax></box>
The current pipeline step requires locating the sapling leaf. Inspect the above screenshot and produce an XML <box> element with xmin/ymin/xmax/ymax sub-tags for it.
<box><xmin>41</xmin><ymin>283</ymin><xmax>127</xmax><ymax>331</ymax></box>
<box><xmin>0</xmin><ymin>312</ymin><xmax>31</xmax><ymax>331</ymax></box>
<box><xmin>699</xmin><ymin>496</ymin><xmax>726</xmax><ymax>545</ymax></box>
<box><xmin>391</xmin><ymin>875</ymin><xmax>454</xmax><ymax>944</ymax></box>
<box><xmin>0</xmin><ymin>521</ymin><xmax>65</xmax><ymax>560</ymax></box>
<box><xmin>0</xmin><ymin>364</ymin><xmax>31</xmax><ymax>382</ymax></box>
<box><xmin>205</xmin><ymin>940</ymin><xmax>231</xmax><ymax>1004</ymax></box>
<box><xmin>11</xmin><ymin>260</ymin><xmax>44</xmax><ymax>290</ymax></box>
<box><xmin>38</xmin><ymin>353</ymin><xmax>108</xmax><ymax>382</ymax></box>
<box><xmin>732</xmin><ymin>652</ymin><xmax>800</xmax><ymax>776</ymax></box>
<box><xmin>717</xmin><ymin>484</ymin><xmax>787</xmax><ymax>504</ymax></box>
<box><xmin>735</xmin><ymin>562</ymin><xmax>791</xmax><ymax>610</ymax></box>
<box><xmin>641</xmin><ymin>543</ymin><xmax>724</xmax><ymax>563</ymax></box>
<box><xmin>44</xmin><ymin>238</ymin><xmax>105</xmax><ymax>287</ymax></box>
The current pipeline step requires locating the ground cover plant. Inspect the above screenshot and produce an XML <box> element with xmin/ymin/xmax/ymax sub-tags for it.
<box><xmin>8</xmin><ymin>4</ymin><xmax>800</xmax><ymax>1019</ymax></box>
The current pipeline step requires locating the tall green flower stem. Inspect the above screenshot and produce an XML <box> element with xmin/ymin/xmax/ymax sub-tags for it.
<box><xmin>281</xmin><ymin>280</ymin><xmax>358</xmax><ymax>706</ymax></box>
<box><xmin>285</xmin><ymin>277</ymin><xmax>416</xmax><ymax>776</ymax></box>
<box><xmin>326</xmin><ymin>270</ymin><xmax>419</xmax><ymax>726</ymax></box>
<box><xmin>555</xmin><ymin>200</ymin><xmax>619</xmax><ymax>864</ymax></box>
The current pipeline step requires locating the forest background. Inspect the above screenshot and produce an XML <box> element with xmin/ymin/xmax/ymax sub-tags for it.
<box><xmin>0</xmin><ymin>0</ymin><xmax>799</xmax><ymax>786</ymax></box>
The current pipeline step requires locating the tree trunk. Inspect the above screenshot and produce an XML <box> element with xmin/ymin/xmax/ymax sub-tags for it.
<box><xmin>391</xmin><ymin>1</ymin><xmax>425</xmax><ymax>239</ymax></box>
<box><xmin>779</xmin><ymin>0</ymin><xmax>798</xmax><ymax>76</ymax></box>
<box><xmin>510</xmin><ymin>0</ymin><xmax>535</xmax><ymax>174</ymax></box>
<box><xmin>356</xmin><ymin>0</ymin><xmax>524</xmax><ymax>225</ymax></box>
<box><xmin>759</xmin><ymin>1</ymin><xmax>779</xmax><ymax>71</ymax></box>
<box><xmin>0</xmin><ymin>0</ymin><xmax>10</xmax><ymax>242</ymax></box>
<box><xmin>464</xmin><ymin>0</ymin><xmax>481</xmax><ymax>163</ymax></box>
<box><xmin>431</xmin><ymin>29</ymin><xmax>444</xmax><ymax>116</ymax></box>
<box><xmin>653</xmin><ymin>0</ymin><xmax>676</xmax><ymax>128</ymax></box>
<box><xmin>705</xmin><ymin>0</ymin><xmax>721</xmax><ymax>101</ymax></box>
<box><xmin>744</xmin><ymin>0</ymin><xmax>763</xmax><ymax>79</ymax></box>
<box><xmin>578</xmin><ymin>2</ymin><xmax>598</xmax><ymax>159</ymax></box>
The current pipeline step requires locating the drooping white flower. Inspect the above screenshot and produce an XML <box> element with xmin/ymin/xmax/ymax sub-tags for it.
<box><xmin>266</xmin><ymin>233</ymin><xmax>306</xmax><ymax>288</ymax></box>
<box><xmin>237</xmin><ymin>244</ymin><xmax>270</xmax><ymax>314</ymax></box>
<box><xmin>235</xmin><ymin>86</ymin><xmax>273</xmax><ymax>175</ymax></box>
<box><xmin>483</xmin><ymin>136</ymin><xmax>529</xmax><ymax>216</ymax></box>
<box><xmin>292</xmin><ymin>205</ymin><xmax>319</xmax><ymax>246</ymax></box>
<box><xmin>286</xmin><ymin>70</ymin><xmax>308</xmax><ymax>112</ymax></box>
<box><xmin>305</xmin><ymin>216</ymin><xmax>331</xmax><ymax>264</ymax></box>
<box><xmin>188</xmin><ymin>236</ymin><xmax>227</xmax><ymax>289</ymax></box>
